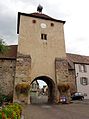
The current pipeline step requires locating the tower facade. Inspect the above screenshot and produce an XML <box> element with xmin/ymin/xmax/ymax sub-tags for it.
<box><xmin>14</xmin><ymin>12</ymin><xmax>69</xmax><ymax>103</ymax></box>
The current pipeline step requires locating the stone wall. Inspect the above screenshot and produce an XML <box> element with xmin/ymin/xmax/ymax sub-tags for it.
<box><xmin>68</xmin><ymin>69</ymin><xmax>77</xmax><ymax>94</ymax></box>
<box><xmin>55</xmin><ymin>58</ymin><xmax>69</xmax><ymax>84</ymax></box>
<box><xmin>15</xmin><ymin>53</ymin><xmax>31</xmax><ymax>84</ymax></box>
<box><xmin>13</xmin><ymin>53</ymin><xmax>31</xmax><ymax>103</ymax></box>
<box><xmin>55</xmin><ymin>58</ymin><xmax>76</xmax><ymax>95</ymax></box>
<box><xmin>55</xmin><ymin>58</ymin><xmax>70</xmax><ymax>102</ymax></box>
<box><xmin>0</xmin><ymin>59</ymin><xmax>16</xmax><ymax>96</ymax></box>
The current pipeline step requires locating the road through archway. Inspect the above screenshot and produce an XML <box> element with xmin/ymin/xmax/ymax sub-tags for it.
<box><xmin>30</xmin><ymin>76</ymin><xmax>55</xmax><ymax>104</ymax></box>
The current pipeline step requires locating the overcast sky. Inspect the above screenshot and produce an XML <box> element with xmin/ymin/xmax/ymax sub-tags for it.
<box><xmin>0</xmin><ymin>0</ymin><xmax>89</xmax><ymax>55</ymax></box>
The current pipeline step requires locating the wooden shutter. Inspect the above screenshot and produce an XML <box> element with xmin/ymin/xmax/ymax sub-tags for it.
<box><xmin>79</xmin><ymin>64</ymin><xmax>82</xmax><ymax>72</ymax></box>
<box><xmin>84</xmin><ymin>65</ymin><xmax>87</xmax><ymax>72</ymax></box>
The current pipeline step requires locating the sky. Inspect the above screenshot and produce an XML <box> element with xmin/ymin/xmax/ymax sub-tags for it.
<box><xmin>0</xmin><ymin>0</ymin><xmax>89</xmax><ymax>55</ymax></box>
<box><xmin>37</xmin><ymin>80</ymin><xmax>47</xmax><ymax>88</ymax></box>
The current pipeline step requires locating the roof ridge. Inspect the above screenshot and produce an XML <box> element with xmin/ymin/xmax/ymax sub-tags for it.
<box><xmin>66</xmin><ymin>53</ymin><xmax>89</xmax><ymax>57</ymax></box>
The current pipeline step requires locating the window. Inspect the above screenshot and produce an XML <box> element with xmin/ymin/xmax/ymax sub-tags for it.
<box><xmin>79</xmin><ymin>64</ymin><xmax>87</xmax><ymax>72</ymax></box>
<box><xmin>32</xmin><ymin>19</ymin><xmax>36</xmax><ymax>23</ymax></box>
<box><xmin>41</xmin><ymin>34</ymin><xmax>47</xmax><ymax>40</ymax></box>
<box><xmin>80</xmin><ymin>77</ymin><xmax>88</xmax><ymax>85</ymax></box>
<box><xmin>51</xmin><ymin>23</ymin><xmax>54</xmax><ymax>27</ymax></box>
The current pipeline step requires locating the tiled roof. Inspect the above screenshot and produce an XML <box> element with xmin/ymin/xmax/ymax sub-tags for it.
<box><xmin>30</xmin><ymin>12</ymin><xmax>65</xmax><ymax>23</ymax></box>
<box><xmin>0</xmin><ymin>45</ymin><xmax>17</xmax><ymax>59</ymax></box>
<box><xmin>17</xmin><ymin>12</ymin><xmax>65</xmax><ymax>34</ymax></box>
<box><xmin>67</xmin><ymin>53</ymin><xmax>89</xmax><ymax>65</ymax></box>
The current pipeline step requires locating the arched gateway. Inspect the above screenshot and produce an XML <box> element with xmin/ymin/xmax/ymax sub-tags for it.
<box><xmin>31</xmin><ymin>76</ymin><xmax>55</xmax><ymax>103</ymax></box>
<box><xmin>13</xmin><ymin>9</ymin><xmax>71</xmax><ymax>104</ymax></box>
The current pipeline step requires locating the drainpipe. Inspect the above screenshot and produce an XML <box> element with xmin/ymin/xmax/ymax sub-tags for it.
<box><xmin>74</xmin><ymin>63</ymin><xmax>78</xmax><ymax>92</ymax></box>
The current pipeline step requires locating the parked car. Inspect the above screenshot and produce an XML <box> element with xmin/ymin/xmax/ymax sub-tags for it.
<box><xmin>71</xmin><ymin>92</ymin><xmax>84</xmax><ymax>100</ymax></box>
<box><xmin>60</xmin><ymin>96</ymin><xmax>67</xmax><ymax>104</ymax></box>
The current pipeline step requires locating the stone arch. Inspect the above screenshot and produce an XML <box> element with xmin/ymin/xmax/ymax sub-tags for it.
<box><xmin>30</xmin><ymin>76</ymin><xmax>56</xmax><ymax>103</ymax></box>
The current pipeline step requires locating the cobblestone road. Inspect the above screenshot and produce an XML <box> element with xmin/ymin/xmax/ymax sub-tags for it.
<box><xmin>22</xmin><ymin>102</ymin><xmax>89</xmax><ymax>119</ymax></box>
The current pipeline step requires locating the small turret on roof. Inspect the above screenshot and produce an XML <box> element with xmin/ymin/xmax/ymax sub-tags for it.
<box><xmin>37</xmin><ymin>4</ymin><xmax>43</xmax><ymax>13</ymax></box>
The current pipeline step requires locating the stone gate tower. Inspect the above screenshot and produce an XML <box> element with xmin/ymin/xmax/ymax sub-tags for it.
<box><xmin>14</xmin><ymin>9</ymin><xmax>69</xmax><ymax>103</ymax></box>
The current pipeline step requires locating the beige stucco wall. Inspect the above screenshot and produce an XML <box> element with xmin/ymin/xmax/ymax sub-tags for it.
<box><xmin>18</xmin><ymin>15</ymin><xmax>66</xmax><ymax>83</ymax></box>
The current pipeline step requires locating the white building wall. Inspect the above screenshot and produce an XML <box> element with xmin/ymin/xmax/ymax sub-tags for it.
<box><xmin>75</xmin><ymin>64</ymin><xmax>89</xmax><ymax>99</ymax></box>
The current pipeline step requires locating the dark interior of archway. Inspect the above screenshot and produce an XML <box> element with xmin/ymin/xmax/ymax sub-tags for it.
<box><xmin>32</xmin><ymin>76</ymin><xmax>55</xmax><ymax>103</ymax></box>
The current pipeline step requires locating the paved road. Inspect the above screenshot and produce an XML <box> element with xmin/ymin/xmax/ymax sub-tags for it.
<box><xmin>22</xmin><ymin>102</ymin><xmax>89</xmax><ymax>119</ymax></box>
<box><xmin>30</xmin><ymin>95</ymin><xmax>48</xmax><ymax>104</ymax></box>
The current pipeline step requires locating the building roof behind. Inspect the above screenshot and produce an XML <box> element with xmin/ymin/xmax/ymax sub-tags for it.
<box><xmin>67</xmin><ymin>53</ymin><xmax>89</xmax><ymax>64</ymax></box>
<box><xmin>17</xmin><ymin>12</ymin><xmax>65</xmax><ymax>34</ymax></box>
<box><xmin>0</xmin><ymin>45</ymin><xmax>17</xmax><ymax>59</ymax></box>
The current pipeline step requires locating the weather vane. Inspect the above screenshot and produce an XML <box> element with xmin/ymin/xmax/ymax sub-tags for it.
<box><xmin>37</xmin><ymin>4</ymin><xmax>43</xmax><ymax>13</ymax></box>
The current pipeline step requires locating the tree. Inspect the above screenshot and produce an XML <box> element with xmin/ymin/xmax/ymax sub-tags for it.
<box><xmin>0</xmin><ymin>39</ymin><xmax>7</xmax><ymax>54</ymax></box>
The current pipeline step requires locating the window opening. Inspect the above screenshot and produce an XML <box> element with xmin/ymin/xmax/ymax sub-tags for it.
<box><xmin>41</xmin><ymin>34</ymin><xmax>47</xmax><ymax>40</ymax></box>
<box><xmin>79</xmin><ymin>64</ymin><xmax>87</xmax><ymax>72</ymax></box>
<box><xmin>80</xmin><ymin>77</ymin><xmax>88</xmax><ymax>85</ymax></box>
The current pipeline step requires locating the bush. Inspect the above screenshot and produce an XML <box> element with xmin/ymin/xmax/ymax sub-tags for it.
<box><xmin>0</xmin><ymin>103</ymin><xmax>22</xmax><ymax>119</ymax></box>
<box><xmin>15</xmin><ymin>83</ymin><xmax>30</xmax><ymax>95</ymax></box>
<box><xmin>0</xmin><ymin>94</ymin><xmax>13</xmax><ymax>106</ymax></box>
<box><xmin>58</xmin><ymin>83</ymin><xmax>70</xmax><ymax>92</ymax></box>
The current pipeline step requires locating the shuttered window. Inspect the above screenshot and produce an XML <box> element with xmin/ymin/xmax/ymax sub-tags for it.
<box><xmin>79</xmin><ymin>64</ymin><xmax>87</xmax><ymax>72</ymax></box>
<box><xmin>80</xmin><ymin>77</ymin><xmax>88</xmax><ymax>85</ymax></box>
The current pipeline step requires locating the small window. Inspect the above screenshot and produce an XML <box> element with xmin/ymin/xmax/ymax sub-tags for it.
<box><xmin>79</xmin><ymin>64</ymin><xmax>87</xmax><ymax>72</ymax></box>
<box><xmin>32</xmin><ymin>19</ymin><xmax>36</xmax><ymax>23</ymax></box>
<box><xmin>41</xmin><ymin>34</ymin><xmax>47</xmax><ymax>40</ymax></box>
<box><xmin>80</xmin><ymin>77</ymin><xmax>88</xmax><ymax>85</ymax></box>
<box><xmin>51</xmin><ymin>23</ymin><xmax>54</xmax><ymax>27</ymax></box>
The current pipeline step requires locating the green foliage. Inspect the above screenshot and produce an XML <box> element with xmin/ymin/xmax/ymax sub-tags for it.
<box><xmin>0</xmin><ymin>38</ymin><xmax>7</xmax><ymax>54</ymax></box>
<box><xmin>0</xmin><ymin>94</ymin><xmax>13</xmax><ymax>106</ymax></box>
<box><xmin>0</xmin><ymin>111</ymin><xmax>2</xmax><ymax>119</ymax></box>
<box><xmin>1</xmin><ymin>103</ymin><xmax>22</xmax><ymax>119</ymax></box>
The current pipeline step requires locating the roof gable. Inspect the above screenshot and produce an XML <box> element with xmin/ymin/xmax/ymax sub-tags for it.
<box><xmin>17</xmin><ymin>12</ymin><xmax>65</xmax><ymax>34</ymax></box>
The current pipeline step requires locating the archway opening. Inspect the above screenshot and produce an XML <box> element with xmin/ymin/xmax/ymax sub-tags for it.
<box><xmin>30</xmin><ymin>76</ymin><xmax>55</xmax><ymax>104</ymax></box>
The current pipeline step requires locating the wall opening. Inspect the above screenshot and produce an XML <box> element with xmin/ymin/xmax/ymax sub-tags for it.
<box><xmin>30</xmin><ymin>76</ymin><xmax>55</xmax><ymax>104</ymax></box>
